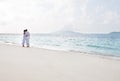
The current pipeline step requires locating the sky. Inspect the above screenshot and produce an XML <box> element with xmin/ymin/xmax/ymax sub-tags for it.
<box><xmin>0</xmin><ymin>0</ymin><xmax>120</xmax><ymax>33</ymax></box>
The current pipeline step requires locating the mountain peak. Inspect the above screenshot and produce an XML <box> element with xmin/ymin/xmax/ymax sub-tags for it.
<box><xmin>51</xmin><ymin>30</ymin><xmax>82</xmax><ymax>36</ymax></box>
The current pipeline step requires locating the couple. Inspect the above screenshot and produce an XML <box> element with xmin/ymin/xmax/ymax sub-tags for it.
<box><xmin>22</xmin><ymin>29</ymin><xmax>30</xmax><ymax>47</ymax></box>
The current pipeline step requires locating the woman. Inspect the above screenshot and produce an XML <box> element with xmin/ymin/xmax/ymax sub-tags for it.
<box><xmin>22</xmin><ymin>29</ymin><xmax>30</xmax><ymax>47</ymax></box>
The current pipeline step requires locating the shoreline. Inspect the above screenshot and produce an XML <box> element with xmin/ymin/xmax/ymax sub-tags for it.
<box><xmin>1</xmin><ymin>42</ymin><xmax>120</xmax><ymax>60</ymax></box>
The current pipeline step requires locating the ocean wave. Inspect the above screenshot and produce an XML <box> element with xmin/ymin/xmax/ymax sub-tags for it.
<box><xmin>87</xmin><ymin>44</ymin><xmax>120</xmax><ymax>50</ymax></box>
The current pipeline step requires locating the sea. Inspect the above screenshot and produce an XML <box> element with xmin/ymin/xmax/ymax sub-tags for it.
<box><xmin>0</xmin><ymin>31</ymin><xmax>120</xmax><ymax>57</ymax></box>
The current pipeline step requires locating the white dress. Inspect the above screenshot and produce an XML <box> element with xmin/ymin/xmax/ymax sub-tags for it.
<box><xmin>22</xmin><ymin>31</ymin><xmax>30</xmax><ymax>47</ymax></box>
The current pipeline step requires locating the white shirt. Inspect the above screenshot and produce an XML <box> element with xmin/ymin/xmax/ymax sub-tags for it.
<box><xmin>24</xmin><ymin>31</ymin><xmax>30</xmax><ymax>39</ymax></box>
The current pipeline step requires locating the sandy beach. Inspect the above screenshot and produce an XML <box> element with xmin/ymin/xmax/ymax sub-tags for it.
<box><xmin>0</xmin><ymin>44</ymin><xmax>120</xmax><ymax>81</ymax></box>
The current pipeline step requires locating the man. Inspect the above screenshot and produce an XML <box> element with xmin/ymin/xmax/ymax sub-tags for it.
<box><xmin>22</xmin><ymin>29</ymin><xmax>30</xmax><ymax>47</ymax></box>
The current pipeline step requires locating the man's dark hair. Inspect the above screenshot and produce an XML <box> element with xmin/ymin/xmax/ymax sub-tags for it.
<box><xmin>23</xmin><ymin>29</ymin><xmax>27</xmax><ymax>34</ymax></box>
<box><xmin>25</xmin><ymin>29</ymin><xmax>27</xmax><ymax>32</ymax></box>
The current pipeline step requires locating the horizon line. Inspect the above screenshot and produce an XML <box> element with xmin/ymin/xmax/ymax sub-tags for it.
<box><xmin>0</xmin><ymin>31</ymin><xmax>120</xmax><ymax>34</ymax></box>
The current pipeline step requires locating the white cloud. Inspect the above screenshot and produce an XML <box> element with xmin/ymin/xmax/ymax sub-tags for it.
<box><xmin>0</xmin><ymin>0</ymin><xmax>120</xmax><ymax>33</ymax></box>
<box><xmin>102</xmin><ymin>11</ymin><xmax>120</xmax><ymax>24</ymax></box>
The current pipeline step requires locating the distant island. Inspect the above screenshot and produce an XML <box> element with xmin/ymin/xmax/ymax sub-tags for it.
<box><xmin>109</xmin><ymin>32</ymin><xmax>120</xmax><ymax>35</ymax></box>
<box><xmin>51</xmin><ymin>30</ymin><xmax>120</xmax><ymax>35</ymax></box>
<box><xmin>47</xmin><ymin>31</ymin><xmax>120</xmax><ymax>37</ymax></box>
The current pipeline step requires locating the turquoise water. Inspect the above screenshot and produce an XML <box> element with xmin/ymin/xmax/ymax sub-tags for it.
<box><xmin>0</xmin><ymin>34</ymin><xmax>120</xmax><ymax>57</ymax></box>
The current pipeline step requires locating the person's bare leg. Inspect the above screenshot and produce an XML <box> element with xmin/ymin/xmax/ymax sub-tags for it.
<box><xmin>22</xmin><ymin>45</ymin><xmax>24</xmax><ymax>47</ymax></box>
<box><xmin>26</xmin><ymin>39</ymin><xmax>30</xmax><ymax>47</ymax></box>
<box><xmin>22</xmin><ymin>38</ymin><xmax>25</xmax><ymax>47</ymax></box>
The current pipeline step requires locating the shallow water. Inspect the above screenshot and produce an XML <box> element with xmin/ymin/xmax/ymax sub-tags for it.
<box><xmin>0</xmin><ymin>34</ymin><xmax>120</xmax><ymax>57</ymax></box>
